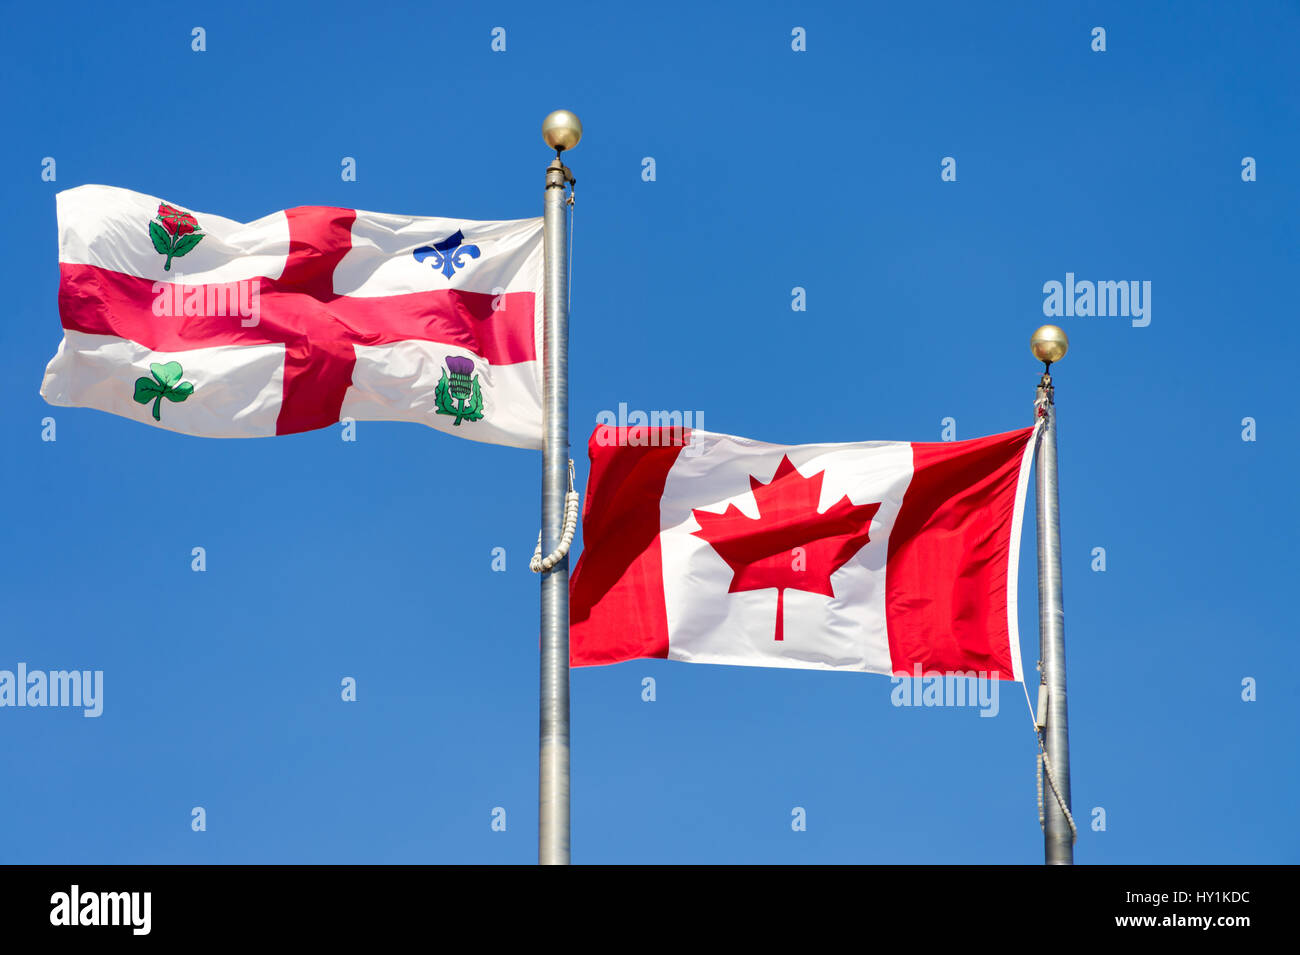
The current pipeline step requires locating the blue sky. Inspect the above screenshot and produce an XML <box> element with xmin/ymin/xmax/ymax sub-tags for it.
<box><xmin>1</xmin><ymin>0</ymin><xmax>1296</xmax><ymax>863</ymax></box>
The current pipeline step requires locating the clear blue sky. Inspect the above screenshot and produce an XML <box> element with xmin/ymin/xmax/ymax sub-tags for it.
<box><xmin>1</xmin><ymin>0</ymin><xmax>1295</xmax><ymax>863</ymax></box>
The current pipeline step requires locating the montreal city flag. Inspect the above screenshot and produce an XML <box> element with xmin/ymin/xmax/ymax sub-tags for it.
<box><xmin>41</xmin><ymin>185</ymin><xmax>543</xmax><ymax>448</ymax></box>
<box><xmin>570</xmin><ymin>424</ymin><xmax>1039</xmax><ymax>680</ymax></box>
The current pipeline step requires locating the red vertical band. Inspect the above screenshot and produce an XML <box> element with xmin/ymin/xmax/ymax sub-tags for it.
<box><xmin>276</xmin><ymin>207</ymin><xmax>357</xmax><ymax>299</ymax></box>
<box><xmin>271</xmin><ymin>208</ymin><xmax>358</xmax><ymax>433</ymax></box>
<box><xmin>569</xmin><ymin>426</ymin><xmax>689</xmax><ymax>666</ymax></box>
<box><xmin>885</xmin><ymin>427</ymin><xmax>1035</xmax><ymax>679</ymax></box>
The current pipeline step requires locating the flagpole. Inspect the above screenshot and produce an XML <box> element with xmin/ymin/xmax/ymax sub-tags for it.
<box><xmin>1031</xmin><ymin>324</ymin><xmax>1074</xmax><ymax>865</ymax></box>
<box><xmin>538</xmin><ymin>110</ymin><xmax>581</xmax><ymax>865</ymax></box>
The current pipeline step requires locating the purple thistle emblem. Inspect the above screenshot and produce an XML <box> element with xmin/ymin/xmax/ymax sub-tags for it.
<box><xmin>435</xmin><ymin>356</ymin><xmax>485</xmax><ymax>425</ymax></box>
<box><xmin>445</xmin><ymin>356</ymin><xmax>475</xmax><ymax>400</ymax></box>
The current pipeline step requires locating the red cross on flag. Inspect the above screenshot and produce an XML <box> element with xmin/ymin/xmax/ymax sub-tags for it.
<box><xmin>41</xmin><ymin>185</ymin><xmax>543</xmax><ymax>447</ymax></box>
<box><xmin>569</xmin><ymin>424</ymin><xmax>1038</xmax><ymax>680</ymax></box>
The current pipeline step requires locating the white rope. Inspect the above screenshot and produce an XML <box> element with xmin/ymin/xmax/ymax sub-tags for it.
<box><xmin>1039</xmin><ymin>750</ymin><xmax>1078</xmax><ymax>844</ymax></box>
<box><xmin>1021</xmin><ymin>676</ymin><xmax>1077</xmax><ymax>844</ymax></box>
<box><xmin>566</xmin><ymin>183</ymin><xmax>574</xmax><ymax>314</ymax></box>
<box><xmin>1024</xmin><ymin>397</ymin><xmax>1074</xmax><ymax>843</ymax></box>
<box><xmin>1037</xmin><ymin>749</ymin><xmax>1046</xmax><ymax>832</ymax></box>
<box><xmin>531</xmin><ymin>460</ymin><xmax>580</xmax><ymax>573</ymax></box>
<box><xmin>528</xmin><ymin>177</ymin><xmax>580</xmax><ymax>576</ymax></box>
<box><xmin>1021</xmin><ymin>680</ymin><xmax>1046</xmax><ymax>830</ymax></box>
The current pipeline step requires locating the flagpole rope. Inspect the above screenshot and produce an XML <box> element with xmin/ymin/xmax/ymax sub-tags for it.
<box><xmin>1037</xmin><ymin>748</ymin><xmax>1046</xmax><ymax>832</ymax></box>
<box><xmin>531</xmin><ymin>459</ymin><xmax>580</xmax><ymax>573</ymax></box>
<box><xmin>1023</xmin><ymin>408</ymin><xmax>1077</xmax><ymax>844</ymax></box>
<box><xmin>1021</xmin><ymin>674</ymin><xmax>1077</xmax><ymax>844</ymax></box>
<box><xmin>1040</xmin><ymin>751</ymin><xmax>1077</xmax><ymax>843</ymax></box>
<box><xmin>529</xmin><ymin>181</ymin><xmax>579</xmax><ymax>577</ymax></box>
<box><xmin>566</xmin><ymin>180</ymin><xmax>574</xmax><ymax>314</ymax></box>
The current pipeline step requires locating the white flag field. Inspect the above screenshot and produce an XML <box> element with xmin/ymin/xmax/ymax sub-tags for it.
<box><xmin>42</xmin><ymin>185</ymin><xmax>544</xmax><ymax>447</ymax></box>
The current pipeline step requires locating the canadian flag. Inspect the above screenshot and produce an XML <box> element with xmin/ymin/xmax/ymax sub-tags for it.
<box><xmin>569</xmin><ymin>424</ymin><xmax>1039</xmax><ymax>680</ymax></box>
<box><xmin>42</xmin><ymin>185</ymin><xmax>543</xmax><ymax>447</ymax></box>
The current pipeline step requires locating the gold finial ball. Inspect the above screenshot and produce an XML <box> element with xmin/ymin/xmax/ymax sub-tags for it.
<box><xmin>542</xmin><ymin>110</ymin><xmax>583</xmax><ymax>153</ymax></box>
<box><xmin>1031</xmin><ymin>324</ymin><xmax>1069</xmax><ymax>365</ymax></box>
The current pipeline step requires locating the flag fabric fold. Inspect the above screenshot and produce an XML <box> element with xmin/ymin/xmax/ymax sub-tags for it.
<box><xmin>569</xmin><ymin>424</ymin><xmax>1038</xmax><ymax>680</ymax></box>
<box><xmin>42</xmin><ymin>185</ymin><xmax>543</xmax><ymax>447</ymax></box>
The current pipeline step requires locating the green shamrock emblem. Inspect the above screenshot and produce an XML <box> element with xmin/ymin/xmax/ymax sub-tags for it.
<box><xmin>133</xmin><ymin>361</ymin><xmax>194</xmax><ymax>422</ymax></box>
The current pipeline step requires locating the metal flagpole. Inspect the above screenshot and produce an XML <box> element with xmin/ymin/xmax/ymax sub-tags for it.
<box><xmin>1030</xmin><ymin>324</ymin><xmax>1074</xmax><ymax>865</ymax></box>
<box><xmin>538</xmin><ymin>110</ymin><xmax>581</xmax><ymax>865</ymax></box>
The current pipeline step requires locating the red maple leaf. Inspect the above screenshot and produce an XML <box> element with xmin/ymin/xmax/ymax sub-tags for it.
<box><xmin>691</xmin><ymin>456</ymin><xmax>881</xmax><ymax>642</ymax></box>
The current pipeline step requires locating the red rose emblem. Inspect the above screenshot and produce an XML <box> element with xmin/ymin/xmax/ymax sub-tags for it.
<box><xmin>148</xmin><ymin>201</ymin><xmax>206</xmax><ymax>271</ymax></box>
<box><xmin>156</xmin><ymin>203</ymin><xmax>198</xmax><ymax>237</ymax></box>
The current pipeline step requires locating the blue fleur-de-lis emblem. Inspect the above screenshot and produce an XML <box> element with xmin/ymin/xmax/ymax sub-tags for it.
<box><xmin>413</xmin><ymin>230</ymin><xmax>481</xmax><ymax>279</ymax></box>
